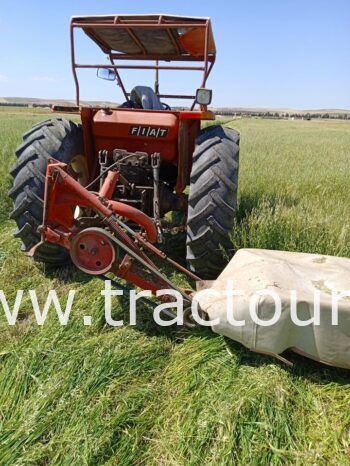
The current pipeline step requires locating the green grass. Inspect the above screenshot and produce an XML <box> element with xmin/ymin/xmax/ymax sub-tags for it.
<box><xmin>0</xmin><ymin>109</ymin><xmax>349</xmax><ymax>465</ymax></box>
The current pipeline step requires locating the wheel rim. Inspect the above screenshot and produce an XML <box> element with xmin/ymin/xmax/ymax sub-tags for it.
<box><xmin>70</xmin><ymin>229</ymin><xmax>116</xmax><ymax>275</ymax></box>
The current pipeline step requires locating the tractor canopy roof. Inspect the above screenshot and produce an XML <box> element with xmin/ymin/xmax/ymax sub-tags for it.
<box><xmin>71</xmin><ymin>14</ymin><xmax>216</xmax><ymax>61</ymax></box>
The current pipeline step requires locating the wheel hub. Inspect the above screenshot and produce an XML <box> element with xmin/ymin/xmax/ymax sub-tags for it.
<box><xmin>70</xmin><ymin>228</ymin><xmax>116</xmax><ymax>275</ymax></box>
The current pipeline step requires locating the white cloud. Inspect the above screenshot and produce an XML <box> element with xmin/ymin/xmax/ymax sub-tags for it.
<box><xmin>0</xmin><ymin>74</ymin><xmax>8</xmax><ymax>81</ymax></box>
<box><xmin>32</xmin><ymin>76</ymin><xmax>56</xmax><ymax>82</ymax></box>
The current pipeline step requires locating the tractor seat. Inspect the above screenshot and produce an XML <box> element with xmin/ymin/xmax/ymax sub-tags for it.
<box><xmin>130</xmin><ymin>86</ymin><xmax>164</xmax><ymax>110</ymax></box>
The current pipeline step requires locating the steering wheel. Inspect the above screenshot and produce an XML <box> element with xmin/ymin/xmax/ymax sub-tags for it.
<box><xmin>161</xmin><ymin>102</ymin><xmax>171</xmax><ymax>111</ymax></box>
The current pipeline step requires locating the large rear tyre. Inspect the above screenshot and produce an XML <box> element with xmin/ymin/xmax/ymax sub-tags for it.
<box><xmin>186</xmin><ymin>125</ymin><xmax>240</xmax><ymax>279</ymax></box>
<box><xmin>8</xmin><ymin>118</ymin><xmax>86</xmax><ymax>266</ymax></box>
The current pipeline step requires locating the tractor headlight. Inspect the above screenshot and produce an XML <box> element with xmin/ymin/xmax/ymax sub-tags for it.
<box><xmin>195</xmin><ymin>88</ymin><xmax>212</xmax><ymax>106</ymax></box>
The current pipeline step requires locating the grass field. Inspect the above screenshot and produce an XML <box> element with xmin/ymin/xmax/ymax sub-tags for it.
<box><xmin>0</xmin><ymin>108</ymin><xmax>349</xmax><ymax>465</ymax></box>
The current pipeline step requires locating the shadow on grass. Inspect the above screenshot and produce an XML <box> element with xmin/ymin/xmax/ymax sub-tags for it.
<box><xmin>224</xmin><ymin>338</ymin><xmax>350</xmax><ymax>384</ymax></box>
<box><xmin>39</xmin><ymin>262</ymin><xmax>94</xmax><ymax>284</ymax></box>
<box><xmin>285</xmin><ymin>350</ymin><xmax>350</xmax><ymax>384</ymax></box>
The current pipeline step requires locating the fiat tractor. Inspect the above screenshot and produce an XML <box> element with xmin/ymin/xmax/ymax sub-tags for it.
<box><xmin>9</xmin><ymin>14</ymin><xmax>239</xmax><ymax>308</ymax></box>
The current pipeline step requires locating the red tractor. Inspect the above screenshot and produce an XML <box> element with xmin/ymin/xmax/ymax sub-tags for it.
<box><xmin>9</xmin><ymin>14</ymin><xmax>239</xmax><ymax>295</ymax></box>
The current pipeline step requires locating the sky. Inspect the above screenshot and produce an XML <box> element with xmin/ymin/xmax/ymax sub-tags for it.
<box><xmin>0</xmin><ymin>0</ymin><xmax>349</xmax><ymax>109</ymax></box>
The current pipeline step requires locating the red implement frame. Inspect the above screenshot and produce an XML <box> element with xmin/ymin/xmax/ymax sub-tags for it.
<box><xmin>70</xmin><ymin>14</ymin><xmax>216</xmax><ymax>109</ymax></box>
<box><xmin>36</xmin><ymin>161</ymin><xmax>199</xmax><ymax>294</ymax></box>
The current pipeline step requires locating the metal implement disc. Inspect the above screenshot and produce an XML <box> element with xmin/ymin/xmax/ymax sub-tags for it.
<box><xmin>70</xmin><ymin>228</ymin><xmax>116</xmax><ymax>275</ymax></box>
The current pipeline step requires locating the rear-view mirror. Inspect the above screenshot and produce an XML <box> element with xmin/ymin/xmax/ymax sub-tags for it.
<box><xmin>97</xmin><ymin>68</ymin><xmax>117</xmax><ymax>81</ymax></box>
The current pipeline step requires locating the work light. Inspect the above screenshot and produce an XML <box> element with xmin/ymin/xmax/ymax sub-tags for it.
<box><xmin>196</xmin><ymin>88</ymin><xmax>213</xmax><ymax>105</ymax></box>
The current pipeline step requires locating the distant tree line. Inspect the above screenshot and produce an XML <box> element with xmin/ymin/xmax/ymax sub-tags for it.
<box><xmin>214</xmin><ymin>110</ymin><xmax>350</xmax><ymax>120</ymax></box>
<box><xmin>0</xmin><ymin>102</ymin><xmax>50</xmax><ymax>108</ymax></box>
<box><xmin>1</xmin><ymin>102</ymin><xmax>349</xmax><ymax>119</ymax></box>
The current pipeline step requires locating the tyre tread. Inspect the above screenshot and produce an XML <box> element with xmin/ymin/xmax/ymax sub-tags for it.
<box><xmin>9</xmin><ymin>118</ymin><xmax>83</xmax><ymax>265</ymax></box>
<box><xmin>186</xmin><ymin>124</ymin><xmax>240</xmax><ymax>278</ymax></box>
